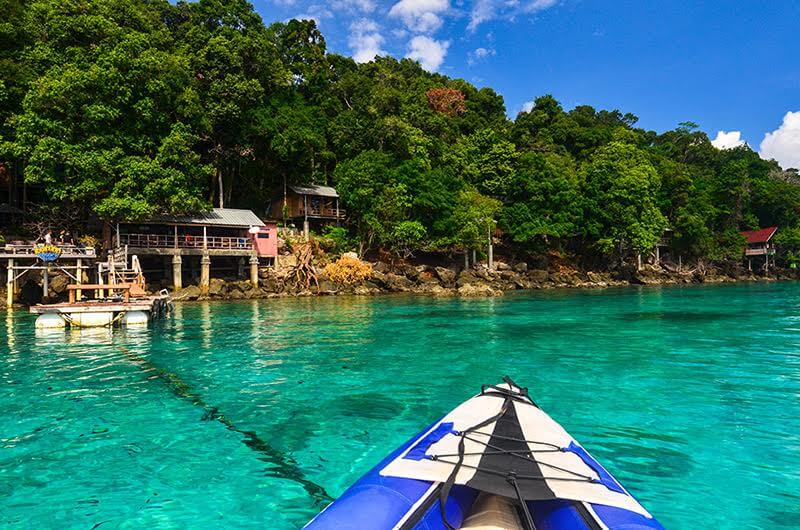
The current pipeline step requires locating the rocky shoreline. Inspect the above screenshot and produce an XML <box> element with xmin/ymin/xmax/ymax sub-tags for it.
<box><xmin>3</xmin><ymin>260</ymin><xmax>795</xmax><ymax>306</ymax></box>
<box><xmin>168</xmin><ymin>261</ymin><xmax>799</xmax><ymax>302</ymax></box>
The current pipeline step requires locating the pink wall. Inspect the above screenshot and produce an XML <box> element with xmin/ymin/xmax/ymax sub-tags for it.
<box><xmin>253</xmin><ymin>223</ymin><xmax>278</xmax><ymax>257</ymax></box>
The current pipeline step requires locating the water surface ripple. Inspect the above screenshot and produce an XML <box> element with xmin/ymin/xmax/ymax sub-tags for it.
<box><xmin>2</xmin><ymin>283</ymin><xmax>800</xmax><ymax>529</ymax></box>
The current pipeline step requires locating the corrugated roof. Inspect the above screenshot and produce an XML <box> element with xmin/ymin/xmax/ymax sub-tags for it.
<box><xmin>148</xmin><ymin>208</ymin><xmax>265</xmax><ymax>228</ymax></box>
<box><xmin>289</xmin><ymin>184</ymin><xmax>339</xmax><ymax>198</ymax></box>
<box><xmin>741</xmin><ymin>226</ymin><xmax>778</xmax><ymax>244</ymax></box>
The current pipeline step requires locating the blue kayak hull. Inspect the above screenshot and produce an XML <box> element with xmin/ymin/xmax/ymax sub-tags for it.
<box><xmin>305</xmin><ymin>420</ymin><xmax>666</xmax><ymax>530</ymax></box>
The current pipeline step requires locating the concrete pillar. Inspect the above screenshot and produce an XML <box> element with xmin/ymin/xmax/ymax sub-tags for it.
<box><xmin>488</xmin><ymin>226</ymin><xmax>494</xmax><ymax>270</ymax></box>
<box><xmin>303</xmin><ymin>219</ymin><xmax>310</xmax><ymax>239</ymax></box>
<box><xmin>637</xmin><ymin>253</ymin><xmax>642</xmax><ymax>271</ymax></box>
<box><xmin>43</xmin><ymin>266</ymin><xmax>49</xmax><ymax>299</ymax></box>
<box><xmin>200</xmin><ymin>253</ymin><xmax>211</xmax><ymax>294</ymax></box>
<box><xmin>172</xmin><ymin>254</ymin><xmax>183</xmax><ymax>291</ymax></box>
<box><xmin>97</xmin><ymin>263</ymin><xmax>105</xmax><ymax>298</ymax></box>
<box><xmin>6</xmin><ymin>259</ymin><xmax>14</xmax><ymax>308</ymax></box>
<box><xmin>250</xmin><ymin>255</ymin><xmax>259</xmax><ymax>287</ymax></box>
<box><xmin>75</xmin><ymin>259</ymin><xmax>83</xmax><ymax>302</ymax></box>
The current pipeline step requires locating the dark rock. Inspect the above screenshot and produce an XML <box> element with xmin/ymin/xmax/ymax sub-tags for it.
<box><xmin>456</xmin><ymin>270</ymin><xmax>480</xmax><ymax>288</ymax></box>
<box><xmin>173</xmin><ymin>285</ymin><xmax>201</xmax><ymax>301</ymax></box>
<box><xmin>372</xmin><ymin>261</ymin><xmax>390</xmax><ymax>273</ymax></box>
<box><xmin>384</xmin><ymin>273</ymin><xmax>413</xmax><ymax>291</ymax></box>
<box><xmin>49</xmin><ymin>274</ymin><xmax>70</xmax><ymax>296</ymax></box>
<box><xmin>371</xmin><ymin>270</ymin><xmax>387</xmax><ymax>288</ymax></box>
<box><xmin>396</xmin><ymin>263</ymin><xmax>419</xmax><ymax>281</ymax></box>
<box><xmin>317</xmin><ymin>279</ymin><xmax>338</xmax><ymax>293</ymax></box>
<box><xmin>208</xmin><ymin>278</ymin><xmax>226</xmax><ymax>297</ymax></box>
<box><xmin>457</xmin><ymin>284</ymin><xmax>503</xmax><ymax>297</ymax></box>
<box><xmin>434</xmin><ymin>266</ymin><xmax>457</xmax><ymax>286</ymax></box>
<box><xmin>418</xmin><ymin>270</ymin><xmax>441</xmax><ymax>284</ymax></box>
<box><xmin>528</xmin><ymin>269</ymin><xmax>549</xmax><ymax>283</ymax></box>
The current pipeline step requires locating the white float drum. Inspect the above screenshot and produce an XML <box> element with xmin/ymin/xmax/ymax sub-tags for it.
<box><xmin>122</xmin><ymin>311</ymin><xmax>149</xmax><ymax>326</ymax></box>
<box><xmin>35</xmin><ymin>313</ymin><xmax>66</xmax><ymax>329</ymax></box>
<box><xmin>69</xmin><ymin>312</ymin><xmax>114</xmax><ymax>327</ymax></box>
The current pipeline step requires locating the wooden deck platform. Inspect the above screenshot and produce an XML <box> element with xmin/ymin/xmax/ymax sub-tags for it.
<box><xmin>30</xmin><ymin>299</ymin><xmax>160</xmax><ymax>314</ymax></box>
<box><xmin>30</xmin><ymin>293</ymin><xmax>172</xmax><ymax>328</ymax></box>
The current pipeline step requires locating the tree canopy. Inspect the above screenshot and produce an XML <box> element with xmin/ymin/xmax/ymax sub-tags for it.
<box><xmin>1</xmin><ymin>0</ymin><xmax>797</xmax><ymax>268</ymax></box>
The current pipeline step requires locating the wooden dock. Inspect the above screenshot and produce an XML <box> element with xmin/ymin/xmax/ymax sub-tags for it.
<box><xmin>3</xmin><ymin>243</ymin><xmax>97</xmax><ymax>307</ymax></box>
<box><xmin>30</xmin><ymin>293</ymin><xmax>172</xmax><ymax>328</ymax></box>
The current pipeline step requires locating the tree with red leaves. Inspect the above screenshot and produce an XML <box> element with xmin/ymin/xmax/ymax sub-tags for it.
<box><xmin>426</xmin><ymin>88</ymin><xmax>466</xmax><ymax>116</ymax></box>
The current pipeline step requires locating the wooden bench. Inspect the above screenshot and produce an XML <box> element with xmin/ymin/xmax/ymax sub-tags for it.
<box><xmin>67</xmin><ymin>284</ymin><xmax>130</xmax><ymax>304</ymax></box>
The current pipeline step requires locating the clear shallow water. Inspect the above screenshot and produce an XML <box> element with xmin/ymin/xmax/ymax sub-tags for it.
<box><xmin>2</xmin><ymin>284</ymin><xmax>800</xmax><ymax>529</ymax></box>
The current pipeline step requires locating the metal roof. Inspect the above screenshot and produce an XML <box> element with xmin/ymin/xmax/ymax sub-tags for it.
<box><xmin>147</xmin><ymin>208</ymin><xmax>265</xmax><ymax>228</ymax></box>
<box><xmin>741</xmin><ymin>226</ymin><xmax>778</xmax><ymax>244</ymax></box>
<box><xmin>289</xmin><ymin>184</ymin><xmax>339</xmax><ymax>198</ymax></box>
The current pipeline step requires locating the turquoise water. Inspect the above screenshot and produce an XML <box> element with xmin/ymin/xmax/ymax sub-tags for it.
<box><xmin>2</xmin><ymin>284</ymin><xmax>800</xmax><ymax>529</ymax></box>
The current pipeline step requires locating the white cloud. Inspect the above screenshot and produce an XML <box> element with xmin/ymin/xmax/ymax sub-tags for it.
<box><xmin>521</xmin><ymin>100</ymin><xmax>535</xmax><ymax>113</ymax></box>
<box><xmin>294</xmin><ymin>4</ymin><xmax>333</xmax><ymax>24</ymax></box>
<box><xmin>468</xmin><ymin>0</ymin><xmax>498</xmax><ymax>31</ymax></box>
<box><xmin>349</xmin><ymin>19</ymin><xmax>386</xmax><ymax>63</ymax></box>
<box><xmin>389</xmin><ymin>0</ymin><xmax>449</xmax><ymax>33</ymax></box>
<box><xmin>711</xmin><ymin>130</ymin><xmax>745</xmax><ymax>150</ymax></box>
<box><xmin>333</xmin><ymin>0</ymin><xmax>376</xmax><ymax>13</ymax></box>
<box><xmin>469</xmin><ymin>0</ymin><xmax>559</xmax><ymax>31</ymax></box>
<box><xmin>467</xmin><ymin>46</ymin><xmax>496</xmax><ymax>65</ymax></box>
<box><xmin>406</xmin><ymin>35</ymin><xmax>450</xmax><ymax>71</ymax></box>
<box><xmin>760</xmin><ymin>111</ymin><xmax>800</xmax><ymax>170</ymax></box>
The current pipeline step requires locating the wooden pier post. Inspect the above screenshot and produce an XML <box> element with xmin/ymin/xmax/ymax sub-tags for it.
<box><xmin>200</xmin><ymin>253</ymin><xmax>211</xmax><ymax>294</ymax></box>
<box><xmin>76</xmin><ymin>258</ymin><xmax>83</xmax><ymax>302</ymax></box>
<box><xmin>172</xmin><ymin>255</ymin><xmax>183</xmax><ymax>291</ymax></box>
<box><xmin>250</xmin><ymin>255</ymin><xmax>259</xmax><ymax>287</ymax></box>
<box><xmin>97</xmin><ymin>263</ymin><xmax>105</xmax><ymax>298</ymax></box>
<box><xmin>6</xmin><ymin>258</ymin><xmax>14</xmax><ymax>308</ymax></box>
<box><xmin>42</xmin><ymin>266</ymin><xmax>49</xmax><ymax>300</ymax></box>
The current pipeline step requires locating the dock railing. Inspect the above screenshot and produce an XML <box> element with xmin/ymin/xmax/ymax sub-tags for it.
<box><xmin>1</xmin><ymin>242</ymin><xmax>97</xmax><ymax>258</ymax></box>
<box><xmin>299</xmin><ymin>205</ymin><xmax>346</xmax><ymax>219</ymax></box>
<box><xmin>119</xmin><ymin>233</ymin><xmax>254</xmax><ymax>251</ymax></box>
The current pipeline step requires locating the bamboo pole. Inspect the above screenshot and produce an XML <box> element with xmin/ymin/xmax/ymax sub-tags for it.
<box><xmin>6</xmin><ymin>259</ymin><xmax>14</xmax><ymax>307</ymax></box>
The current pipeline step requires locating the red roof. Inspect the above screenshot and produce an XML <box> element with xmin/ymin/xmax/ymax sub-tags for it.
<box><xmin>741</xmin><ymin>227</ymin><xmax>778</xmax><ymax>244</ymax></box>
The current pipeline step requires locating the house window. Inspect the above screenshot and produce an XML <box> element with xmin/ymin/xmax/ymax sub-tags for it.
<box><xmin>257</xmin><ymin>233</ymin><xmax>270</xmax><ymax>239</ymax></box>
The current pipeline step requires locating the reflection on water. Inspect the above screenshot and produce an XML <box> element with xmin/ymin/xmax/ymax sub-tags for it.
<box><xmin>3</xmin><ymin>284</ymin><xmax>800</xmax><ymax>529</ymax></box>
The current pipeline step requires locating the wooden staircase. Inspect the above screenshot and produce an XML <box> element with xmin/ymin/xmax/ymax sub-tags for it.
<box><xmin>100</xmin><ymin>246</ymin><xmax>147</xmax><ymax>297</ymax></box>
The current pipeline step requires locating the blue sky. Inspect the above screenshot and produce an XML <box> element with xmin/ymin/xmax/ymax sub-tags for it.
<box><xmin>256</xmin><ymin>0</ymin><xmax>800</xmax><ymax>169</ymax></box>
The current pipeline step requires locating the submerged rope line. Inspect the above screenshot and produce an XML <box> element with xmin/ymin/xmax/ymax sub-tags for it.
<box><xmin>117</xmin><ymin>345</ymin><xmax>331</xmax><ymax>505</ymax></box>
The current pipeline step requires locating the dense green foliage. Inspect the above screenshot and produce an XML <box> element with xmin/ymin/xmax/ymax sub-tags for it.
<box><xmin>2</xmin><ymin>0</ymin><xmax>798</xmax><ymax>266</ymax></box>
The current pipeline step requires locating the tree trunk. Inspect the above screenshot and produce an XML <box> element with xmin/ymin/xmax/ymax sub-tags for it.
<box><xmin>217</xmin><ymin>167</ymin><xmax>224</xmax><ymax>209</ymax></box>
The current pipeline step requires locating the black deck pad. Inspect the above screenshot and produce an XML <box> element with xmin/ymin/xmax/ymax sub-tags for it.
<box><xmin>464</xmin><ymin>401</ymin><xmax>556</xmax><ymax>500</ymax></box>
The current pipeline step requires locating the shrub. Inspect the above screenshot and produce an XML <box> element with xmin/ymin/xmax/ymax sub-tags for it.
<box><xmin>319</xmin><ymin>226</ymin><xmax>356</xmax><ymax>254</ymax></box>
<box><xmin>78</xmin><ymin>235</ymin><xmax>100</xmax><ymax>248</ymax></box>
<box><xmin>324</xmin><ymin>255</ymin><xmax>373</xmax><ymax>285</ymax></box>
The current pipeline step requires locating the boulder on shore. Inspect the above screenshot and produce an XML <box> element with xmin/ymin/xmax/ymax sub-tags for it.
<box><xmin>208</xmin><ymin>278</ymin><xmax>226</xmax><ymax>297</ymax></box>
<box><xmin>173</xmin><ymin>285</ymin><xmax>201</xmax><ymax>301</ymax></box>
<box><xmin>434</xmin><ymin>266</ymin><xmax>457</xmax><ymax>286</ymax></box>
<box><xmin>384</xmin><ymin>273</ymin><xmax>414</xmax><ymax>291</ymax></box>
<box><xmin>458</xmin><ymin>283</ymin><xmax>503</xmax><ymax>297</ymax></box>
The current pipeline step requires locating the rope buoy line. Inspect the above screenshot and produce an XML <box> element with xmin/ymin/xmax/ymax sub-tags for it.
<box><xmin>116</xmin><ymin>345</ymin><xmax>332</xmax><ymax>505</ymax></box>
